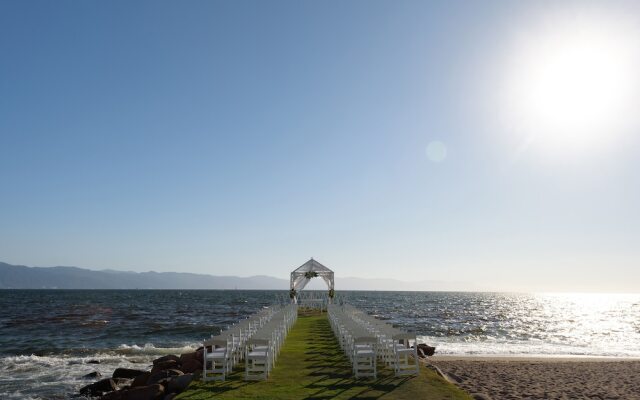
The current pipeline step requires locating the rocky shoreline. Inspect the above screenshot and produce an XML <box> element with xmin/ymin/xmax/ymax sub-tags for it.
<box><xmin>79</xmin><ymin>348</ymin><xmax>204</xmax><ymax>400</ymax></box>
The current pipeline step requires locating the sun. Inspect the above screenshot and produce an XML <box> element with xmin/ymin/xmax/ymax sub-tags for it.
<box><xmin>503</xmin><ymin>11</ymin><xmax>639</xmax><ymax>155</ymax></box>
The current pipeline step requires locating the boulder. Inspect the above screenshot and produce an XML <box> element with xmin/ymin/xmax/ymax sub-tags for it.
<box><xmin>120</xmin><ymin>384</ymin><xmax>164</xmax><ymax>400</ymax></box>
<box><xmin>147</xmin><ymin>369</ymin><xmax>183</xmax><ymax>385</ymax></box>
<box><xmin>87</xmin><ymin>359</ymin><xmax>101</xmax><ymax>364</ymax></box>
<box><xmin>150</xmin><ymin>360</ymin><xmax>179</xmax><ymax>375</ymax></box>
<box><xmin>166</xmin><ymin>374</ymin><xmax>194</xmax><ymax>394</ymax></box>
<box><xmin>100</xmin><ymin>391</ymin><xmax>124</xmax><ymax>400</ymax></box>
<box><xmin>179</xmin><ymin>348</ymin><xmax>203</xmax><ymax>364</ymax></box>
<box><xmin>113</xmin><ymin>368</ymin><xmax>147</xmax><ymax>379</ymax></box>
<box><xmin>113</xmin><ymin>377</ymin><xmax>132</xmax><ymax>390</ymax></box>
<box><xmin>80</xmin><ymin>378</ymin><xmax>117</xmax><ymax>397</ymax></box>
<box><xmin>417</xmin><ymin>343</ymin><xmax>436</xmax><ymax>356</ymax></box>
<box><xmin>178</xmin><ymin>351</ymin><xmax>197</xmax><ymax>365</ymax></box>
<box><xmin>131</xmin><ymin>372</ymin><xmax>151</xmax><ymax>387</ymax></box>
<box><xmin>153</xmin><ymin>355</ymin><xmax>180</xmax><ymax>366</ymax></box>
<box><xmin>192</xmin><ymin>369</ymin><xmax>202</xmax><ymax>381</ymax></box>
<box><xmin>82</xmin><ymin>371</ymin><xmax>102</xmax><ymax>379</ymax></box>
<box><xmin>155</xmin><ymin>378</ymin><xmax>172</xmax><ymax>390</ymax></box>
<box><xmin>180</xmin><ymin>359</ymin><xmax>202</xmax><ymax>374</ymax></box>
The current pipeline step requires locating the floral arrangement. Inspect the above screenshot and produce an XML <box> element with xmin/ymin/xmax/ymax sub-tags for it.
<box><xmin>289</xmin><ymin>288</ymin><xmax>297</xmax><ymax>299</ymax></box>
<box><xmin>304</xmin><ymin>271</ymin><xmax>319</xmax><ymax>279</ymax></box>
<box><xmin>328</xmin><ymin>289</ymin><xmax>335</xmax><ymax>298</ymax></box>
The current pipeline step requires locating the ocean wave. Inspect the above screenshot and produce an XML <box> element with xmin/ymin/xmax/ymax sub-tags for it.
<box><xmin>115</xmin><ymin>342</ymin><xmax>199</xmax><ymax>356</ymax></box>
<box><xmin>417</xmin><ymin>335</ymin><xmax>640</xmax><ymax>358</ymax></box>
<box><xmin>0</xmin><ymin>344</ymin><xmax>198</xmax><ymax>398</ymax></box>
<box><xmin>0</xmin><ymin>353</ymin><xmax>151</xmax><ymax>399</ymax></box>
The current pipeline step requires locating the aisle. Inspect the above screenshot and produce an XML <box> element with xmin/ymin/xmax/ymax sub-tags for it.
<box><xmin>178</xmin><ymin>312</ymin><xmax>470</xmax><ymax>400</ymax></box>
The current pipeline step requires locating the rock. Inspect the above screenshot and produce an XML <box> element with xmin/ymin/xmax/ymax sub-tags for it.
<box><xmin>166</xmin><ymin>374</ymin><xmax>194</xmax><ymax>394</ymax></box>
<box><xmin>150</xmin><ymin>360</ymin><xmax>179</xmax><ymax>375</ymax></box>
<box><xmin>155</xmin><ymin>378</ymin><xmax>172</xmax><ymax>390</ymax></box>
<box><xmin>113</xmin><ymin>377</ymin><xmax>132</xmax><ymax>390</ymax></box>
<box><xmin>131</xmin><ymin>372</ymin><xmax>152</xmax><ymax>387</ymax></box>
<box><xmin>80</xmin><ymin>378</ymin><xmax>117</xmax><ymax>397</ymax></box>
<box><xmin>82</xmin><ymin>371</ymin><xmax>102</xmax><ymax>379</ymax></box>
<box><xmin>179</xmin><ymin>348</ymin><xmax>203</xmax><ymax>363</ymax></box>
<box><xmin>120</xmin><ymin>384</ymin><xmax>164</xmax><ymax>400</ymax></box>
<box><xmin>179</xmin><ymin>359</ymin><xmax>202</xmax><ymax>374</ymax></box>
<box><xmin>417</xmin><ymin>343</ymin><xmax>436</xmax><ymax>356</ymax></box>
<box><xmin>147</xmin><ymin>369</ymin><xmax>183</xmax><ymax>385</ymax></box>
<box><xmin>178</xmin><ymin>351</ymin><xmax>197</xmax><ymax>365</ymax></box>
<box><xmin>100</xmin><ymin>391</ymin><xmax>124</xmax><ymax>400</ymax></box>
<box><xmin>153</xmin><ymin>355</ymin><xmax>180</xmax><ymax>366</ymax></box>
<box><xmin>87</xmin><ymin>359</ymin><xmax>101</xmax><ymax>364</ymax></box>
<box><xmin>163</xmin><ymin>394</ymin><xmax>177</xmax><ymax>400</ymax></box>
<box><xmin>113</xmin><ymin>368</ymin><xmax>148</xmax><ymax>379</ymax></box>
<box><xmin>471</xmin><ymin>394</ymin><xmax>493</xmax><ymax>400</ymax></box>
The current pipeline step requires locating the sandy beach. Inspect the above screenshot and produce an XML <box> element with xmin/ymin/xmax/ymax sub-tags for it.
<box><xmin>428</xmin><ymin>356</ymin><xmax>640</xmax><ymax>400</ymax></box>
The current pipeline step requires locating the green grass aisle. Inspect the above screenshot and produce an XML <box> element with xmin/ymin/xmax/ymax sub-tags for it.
<box><xmin>177</xmin><ymin>313</ymin><xmax>471</xmax><ymax>400</ymax></box>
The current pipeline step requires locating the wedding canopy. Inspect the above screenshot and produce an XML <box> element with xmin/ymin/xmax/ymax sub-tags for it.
<box><xmin>290</xmin><ymin>258</ymin><xmax>334</xmax><ymax>303</ymax></box>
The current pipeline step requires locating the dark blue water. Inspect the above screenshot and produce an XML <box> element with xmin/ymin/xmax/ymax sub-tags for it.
<box><xmin>0</xmin><ymin>290</ymin><xmax>638</xmax><ymax>399</ymax></box>
<box><xmin>0</xmin><ymin>290</ymin><xmax>280</xmax><ymax>357</ymax></box>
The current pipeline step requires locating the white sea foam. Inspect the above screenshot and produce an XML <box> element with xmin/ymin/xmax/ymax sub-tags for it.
<box><xmin>0</xmin><ymin>344</ymin><xmax>198</xmax><ymax>399</ymax></box>
<box><xmin>116</xmin><ymin>342</ymin><xmax>199</xmax><ymax>356</ymax></box>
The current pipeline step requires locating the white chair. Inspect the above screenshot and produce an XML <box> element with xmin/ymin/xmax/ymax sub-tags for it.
<box><xmin>391</xmin><ymin>334</ymin><xmax>420</xmax><ymax>376</ymax></box>
<box><xmin>199</xmin><ymin>304</ymin><xmax>297</xmax><ymax>383</ymax></box>
<box><xmin>203</xmin><ymin>338</ymin><xmax>230</xmax><ymax>381</ymax></box>
<box><xmin>245</xmin><ymin>338</ymin><xmax>271</xmax><ymax>380</ymax></box>
<box><xmin>353</xmin><ymin>336</ymin><xmax>377</xmax><ymax>379</ymax></box>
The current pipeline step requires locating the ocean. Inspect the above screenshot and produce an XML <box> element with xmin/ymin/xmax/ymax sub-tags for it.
<box><xmin>0</xmin><ymin>290</ymin><xmax>638</xmax><ymax>399</ymax></box>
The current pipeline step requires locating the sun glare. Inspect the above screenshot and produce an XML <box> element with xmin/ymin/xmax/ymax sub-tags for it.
<box><xmin>503</xmin><ymin>12</ymin><xmax>640</xmax><ymax>156</ymax></box>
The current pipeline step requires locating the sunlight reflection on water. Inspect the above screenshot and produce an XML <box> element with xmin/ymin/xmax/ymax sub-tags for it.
<box><xmin>340</xmin><ymin>291</ymin><xmax>640</xmax><ymax>357</ymax></box>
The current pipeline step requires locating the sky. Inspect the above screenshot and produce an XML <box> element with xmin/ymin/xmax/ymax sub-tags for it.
<box><xmin>1</xmin><ymin>1</ymin><xmax>639</xmax><ymax>292</ymax></box>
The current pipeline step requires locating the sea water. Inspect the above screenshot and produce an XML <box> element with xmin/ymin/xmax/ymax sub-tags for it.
<box><xmin>0</xmin><ymin>290</ymin><xmax>638</xmax><ymax>398</ymax></box>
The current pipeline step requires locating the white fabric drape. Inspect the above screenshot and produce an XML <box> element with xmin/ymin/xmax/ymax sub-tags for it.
<box><xmin>293</xmin><ymin>276</ymin><xmax>310</xmax><ymax>291</ymax></box>
<box><xmin>290</xmin><ymin>272</ymin><xmax>334</xmax><ymax>291</ymax></box>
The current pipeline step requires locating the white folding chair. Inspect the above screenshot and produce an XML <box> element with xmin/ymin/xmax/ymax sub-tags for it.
<box><xmin>391</xmin><ymin>334</ymin><xmax>420</xmax><ymax>376</ymax></box>
<box><xmin>353</xmin><ymin>336</ymin><xmax>377</xmax><ymax>379</ymax></box>
<box><xmin>245</xmin><ymin>338</ymin><xmax>270</xmax><ymax>380</ymax></box>
<box><xmin>203</xmin><ymin>338</ymin><xmax>230</xmax><ymax>381</ymax></box>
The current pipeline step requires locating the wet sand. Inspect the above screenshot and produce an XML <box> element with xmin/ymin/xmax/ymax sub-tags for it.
<box><xmin>427</xmin><ymin>356</ymin><xmax>640</xmax><ymax>400</ymax></box>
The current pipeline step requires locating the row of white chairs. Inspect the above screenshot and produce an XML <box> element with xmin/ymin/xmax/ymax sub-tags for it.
<box><xmin>244</xmin><ymin>304</ymin><xmax>297</xmax><ymax>380</ymax></box>
<box><xmin>202</xmin><ymin>304</ymin><xmax>297</xmax><ymax>381</ymax></box>
<box><xmin>328</xmin><ymin>304</ymin><xmax>420</xmax><ymax>378</ymax></box>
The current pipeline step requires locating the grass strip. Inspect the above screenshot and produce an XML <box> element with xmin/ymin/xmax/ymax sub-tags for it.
<box><xmin>178</xmin><ymin>312</ymin><xmax>471</xmax><ymax>399</ymax></box>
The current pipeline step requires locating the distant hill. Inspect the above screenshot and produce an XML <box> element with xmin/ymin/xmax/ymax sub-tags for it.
<box><xmin>0</xmin><ymin>261</ymin><xmax>476</xmax><ymax>290</ymax></box>
<box><xmin>0</xmin><ymin>262</ymin><xmax>288</xmax><ymax>289</ymax></box>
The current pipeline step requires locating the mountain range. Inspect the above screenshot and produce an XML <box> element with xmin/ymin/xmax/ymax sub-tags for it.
<box><xmin>0</xmin><ymin>261</ymin><xmax>474</xmax><ymax>291</ymax></box>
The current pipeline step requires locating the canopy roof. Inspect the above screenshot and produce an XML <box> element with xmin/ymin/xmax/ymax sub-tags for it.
<box><xmin>292</xmin><ymin>258</ymin><xmax>333</xmax><ymax>274</ymax></box>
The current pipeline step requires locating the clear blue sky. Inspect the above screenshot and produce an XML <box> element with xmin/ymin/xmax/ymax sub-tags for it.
<box><xmin>1</xmin><ymin>1</ymin><xmax>639</xmax><ymax>292</ymax></box>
